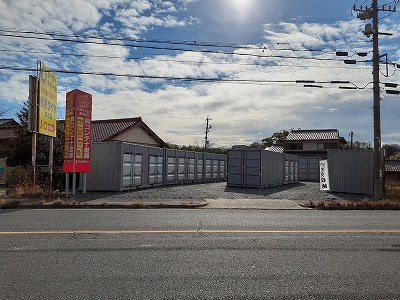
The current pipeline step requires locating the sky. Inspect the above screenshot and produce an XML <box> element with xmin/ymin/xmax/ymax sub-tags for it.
<box><xmin>0</xmin><ymin>0</ymin><xmax>399</xmax><ymax>147</ymax></box>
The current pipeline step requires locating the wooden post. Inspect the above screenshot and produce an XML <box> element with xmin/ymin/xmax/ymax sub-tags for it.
<box><xmin>49</xmin><ymin>137</ymin><xmax>54</xmax><ymax>189</ymax></box>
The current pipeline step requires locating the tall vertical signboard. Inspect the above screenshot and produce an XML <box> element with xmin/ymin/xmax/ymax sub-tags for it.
<box><xmin>63</xmin><ymin>90</ymin><xmax>93</xmax><ymax>173</ymax></box>
<box><xmin>39</xmin><ymin>63</ymin><xmax>58</xmax><ymax>137</ymax></box>
<box><xmin>319</xmin><ymin>160</ymin><xmax>330</xmax><ymax>191</ymax></box>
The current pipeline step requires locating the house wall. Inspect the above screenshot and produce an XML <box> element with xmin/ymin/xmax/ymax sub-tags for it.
<box><xmin>0</xmin><ymin>139</ymin><xmax>15</xmax><ymax>154</ymax></box>
<box><xmin>284</xmin><ymin>141</ymin><xmax>340</xmax><ymax>151</ymax></box>
<box><xmin>111</xmin><ymin>126</ymin><xmax>162</xmax><ymax>147</ymax></box>
<box><xmin>303</xmin><ymin>141</ymin><xmax>317</xmax><ymax>151</ymax></box>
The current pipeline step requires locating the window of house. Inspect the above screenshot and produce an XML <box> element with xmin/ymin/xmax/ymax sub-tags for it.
<box><xmin>289</xmin><ymin>143</ymin><xmax>303</xmax><ymax>150</ymax></box>
<box><xmin>318</xmin><ymin>143</ymin><xmax>339</xmax><ymax>150</ymax></box>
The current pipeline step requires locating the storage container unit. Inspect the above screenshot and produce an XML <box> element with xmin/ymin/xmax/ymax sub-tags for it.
<box><xmin>164</xmin><ymin>149</ymin><xmax>177</xmax><ymax>184</ymax></box>
<box><xmin>204</xmin><ymin>153</ymin><xmax>213</xmax><ymax>181</ymax></box>
<box><xmin>212</xmin><ymin>154</ymin><xmax>220</xmax><ymax>181</ymax></box>
<box><xmin>298</xmin><ymin>157</ymin><xmax>320</xmax><ymax>181</ymax></box>
<box><xmin>284</xmin><ymin>154</ymin><xmax>299</xmax><ymax>184</ymax></box>
<box><xmin>148</xmin><ymin>146</ymin><xmax>164</xmax><ymax>186</ymax></box>
<box><xmin>195</xmin><ymin>152</ymin><xmax>204</xmax><ymax>182</ymax></box>
<box><xmin>85</xmin><ymin>142</ymin><xmax>144</xmax><ymax>191</ymax></box>
<box><xmin>186</xmin><ymin>151</ymin><xmax>196</xmax><ymax>182</ymax></box>
<box><xmin>84</xmin><ymin>141</ymin><xmax>227</xmax><ymax>191</ymax></box>
<box><xmin>327</xmin><ymin>149</ymin><xmax>373</xmax><ymax>195</ymax></box>
<box><xmin>219</xmin><ymin>156</ymin><xmax>226</xmax><ymax>181</ymax></box>
<box><xmin>177</xmin><ymin>150</ymin><xmax>187</xmax><ymax>183</ymax></box>
<box><xmin>227</xmin><ymin>149</ymin><xmax>298</xmax><ymax>188</ymax></box>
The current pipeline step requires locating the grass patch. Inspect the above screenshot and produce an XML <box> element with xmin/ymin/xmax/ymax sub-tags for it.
<box><xmin>306</xmin><ymin>198</ymin><xmax>400</xmax><ymax>209</ymax></box>
<box><xmin>6</xmin><ymin>183</ymin><xmax>64</xmax><ymax>199</ymax></box>
<box><xmin>385</xmin><ymin>183</ymin><xmax>400</xmax><ymax>199</ymax></box>
<box><xmin>50</xmin><ymin>199</ymin><xmax>77</xmax><ymax>206</ymax></box>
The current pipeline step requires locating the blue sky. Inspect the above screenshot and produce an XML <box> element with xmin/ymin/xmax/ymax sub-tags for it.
<box><xmin>0</xmin><ymin>0</ymin><xmax>399</xmax><ymax>147</ymax></box>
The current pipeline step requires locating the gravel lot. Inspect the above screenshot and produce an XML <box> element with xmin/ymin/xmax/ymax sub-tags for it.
<box><xmin>80</xmin><ymin>181</ymin><xmax>374</xmax><ymax>203</ymax></box>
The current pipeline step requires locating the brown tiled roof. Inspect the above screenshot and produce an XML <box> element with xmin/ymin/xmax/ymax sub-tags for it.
<box><xmin>385</xmin><ymin>160</ymin><xmax>400</xmax><ymax>172</ymax></box>
<box><xmin>91</xmin><ymin>117</ymin><xmax>142</xmax><ymax>142</ymax></box>
<box><xmin>0</xmin><ymin>126</ymin><xmax>18</xmax><ymax>139</ymax></box>
<box><xmin>57</xmin><ymin>117</ymin><xmax>168</xmax><ymax>147</ymax></box>
<box><xmin>0</xmin><ymin>119</ymin><xmax>19</xmax><ymax>127</ymax></box>
<box><xmin>285</xmin><ymin>129</ymin><xmax>346</xmax><ymax>143</ymax></box>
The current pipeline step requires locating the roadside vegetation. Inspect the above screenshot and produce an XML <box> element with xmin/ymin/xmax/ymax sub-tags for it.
<box><xmin>305</xmin><ymin>183</ymin><xmax>400</xmax><ymax>209</ymax></box>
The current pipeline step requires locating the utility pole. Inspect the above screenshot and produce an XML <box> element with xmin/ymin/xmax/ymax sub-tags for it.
<box><xmin>350</xmin><ymin>131</ymin><xmax>353</xmax><ymax>150</ymax></box>
<box><xmin>204</xmin><ymin>115</ymin><xmax>212</xmax><ymax>149</ymax></box>
<box><xmin>354</xmin><ymin>0</ymin><xmax>396</xmax><ymax>199</ymax></box>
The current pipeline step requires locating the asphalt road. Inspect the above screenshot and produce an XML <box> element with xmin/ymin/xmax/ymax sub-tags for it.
<box><xmin>0</xmin><ymin>209</ymin><xmax>399</xmax><ymax>299</ymax></box>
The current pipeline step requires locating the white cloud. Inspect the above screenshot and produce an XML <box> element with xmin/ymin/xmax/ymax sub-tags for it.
<box><xmin>0</xmin><ymin>0</ymin><xmax>399</xmax><ymax>147</ymax></box>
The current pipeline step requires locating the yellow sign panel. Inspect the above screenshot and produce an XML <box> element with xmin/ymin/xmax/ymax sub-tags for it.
<box><xmin>39</xmin><ymin>63</ymin><xmax>58</xmax><ymax>137</ymax></box>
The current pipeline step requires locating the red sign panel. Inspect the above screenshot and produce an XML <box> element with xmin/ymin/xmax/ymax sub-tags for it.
<box><xmin>63</xmin><ymin>90</ymin><xmax>92</xmax><ymax>173</ymax></box>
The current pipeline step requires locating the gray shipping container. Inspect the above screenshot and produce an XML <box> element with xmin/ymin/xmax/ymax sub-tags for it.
<box><xmin>85</xmin><ymin>141</ymin><xmax>227</xmax><ymax>191</ymax></box>
<box><xmin>204</xmin><ymin>153</ymin><xmax>213</xmax><ymax>181</ymax></box>
<box><xmin>195</xmin><ymin>152</ymin><xmax>204</xmax><ymax>182</ymax></box>
<box><xmin>299</xmin><ymin>157</ymin><xmax>320</xmax><ymax>181</ymax></box>
<box><xmin>327</xmin><ymin>149</ymin><xmax>373</xmax><ymax>195</ymax></box>
<box><xmin>227</xmin><ymin>149</ymin><xmax>298</xmax><ymax>188</ymax></box>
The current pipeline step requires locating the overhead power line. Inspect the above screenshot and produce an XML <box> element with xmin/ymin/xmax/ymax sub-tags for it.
<box><xmin>0</xmin><ymin>65</ymin><xmax>368</xmax><ymax>87</ymax></box>
<box><xmin>0</xmin><ymin>31</ymin><xmax>361</xmax><ymax>63</ymax></box>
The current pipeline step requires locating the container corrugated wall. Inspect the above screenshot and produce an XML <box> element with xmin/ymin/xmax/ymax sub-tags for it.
<box><xmin>86</xmin><ymin>142</ymin><xmax>124</xmax><ymax>191</ymax></box>
<box><xmin>299</xmin><ymin>157</ymin><xmax>319</xmax><ymax>181</ymax></box>
<box><xmin>327</xmin><ymin>149</ymin><xmax>373</xmax><ymax>195</ymax></box>
<box><xmin>227</xmin><ymin>149</ymin><xmax>299</xmax><ymax>188</ymax></box>
<box><xmin>85</xmin><ymin>141</ymin><xmax>227</xmax><ymax>191</ymax></box>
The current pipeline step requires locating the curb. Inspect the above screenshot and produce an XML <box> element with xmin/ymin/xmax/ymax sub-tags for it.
<box><xmin>0</xmin><ymin>202</ymin><xmax>208</xmax><ymax>210</ymax></box>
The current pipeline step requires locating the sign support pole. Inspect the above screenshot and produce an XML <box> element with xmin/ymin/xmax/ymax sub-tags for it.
<box><xmin>83</xmin><ymin>173</ymin><xmax>87</xmax><ymax>195</ymax></box>
<box><xmin>65</xmin><ymin>173</ymin><xmax>69</xmax><ymax>197</ymax></box>
<box><xmin>72</xmin><ymin>172</ymin><xmax>76</xmax><ymax>196</ymax></box>
<box><xmin>32</xmin><ymin>132</ymin><xmax>37</xmax><ymax>186</ymax></box>
<box><xmin>49</xmin><ymin>137</ymin><xmax>54</xmax><ymax>189</ymax></box>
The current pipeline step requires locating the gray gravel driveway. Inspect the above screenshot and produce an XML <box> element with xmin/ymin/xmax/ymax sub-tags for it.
<box><xmin>80</xmin><ymin>181</ymin><xmax>374</xmax><ymax>204</ymax></box>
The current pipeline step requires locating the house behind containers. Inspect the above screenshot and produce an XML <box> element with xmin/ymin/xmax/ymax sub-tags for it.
<box><xmin>266</xmin><ymin>129</ymin><xmax>347</xmax><ymax>181</ymax></box>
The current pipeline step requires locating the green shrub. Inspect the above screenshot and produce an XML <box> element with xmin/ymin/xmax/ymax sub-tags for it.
<box><xmin>385</xmin><ymin>183</ymin><xmax>400</xmax><ymax>199</ymax></box>
<box><xmin>6</xmin><ymin>167</ymin><xmax>32</xmax><ymax>188</ymax></box>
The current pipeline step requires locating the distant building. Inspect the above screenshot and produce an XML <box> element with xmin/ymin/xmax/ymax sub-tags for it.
<box><xmin>281</xmin><ymin>129</ymin><xmax>347</xmax><ymax>159</ymax></box>
<box><xmin>0</xmin><ymin>119</ymin><xmax>19</xmax><ymax>155</ymax></box>
<box><xmin>58</xmin><ymin>117</ymin><xmax>168</xmax><ymax>148</ymax></box>
<box><xmin>90</xmin><ymin>117</ymin><xmax>168</xmax><ymax>147</ymax></box>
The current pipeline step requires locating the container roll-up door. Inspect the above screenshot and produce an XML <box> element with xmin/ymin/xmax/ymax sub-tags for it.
<box><xmin>188</xmin><ymin>158</ymin><xmax>195</xmax><ymax>181</ymax></box>
<box><xmin>132</xmin><ymin>154</ymin><xmax>142</xmax><ymax>186</ymax></box>
<box><xmin>167</xmin><ymin>157</ymin><xmax>176</xmax><ymax>183</ymax></box>
<box><xmin>178</xmin><ymin>157</ymin><xmax>186</xmax><ymax>182</ymax></box>
<box><xmin>299</xmin><ymin>157</ymin><xmax>319</xmax><ymax>181</ymax></box>
<box><xmin>205</xmin><ymin>159</ymin><xmax>212</xmax><ymax>180</ymax></box>
<box><xmin>212</xmin><ymin>160</ymin><xmax>219</xmax><ymax>180</ymax></box>
<box><xmin>149</xmin><ymin>156</ymin><xmax>163</xmax><ymax>185</ymax></box>
<box><xmin>123</xmin><ymin>154</ymin><xmax>133</xmax><ymax>188</ymax></box>
<box><xmin>123</xmin><ymin>154</ymin><xmax>142</xmax><ymax>188</ymax></box>
<box><xmin>284</xmin><ymin>160</ymin><xmax>289</xmax><ymax>183</ymax></box>
<box><xmin>289</xmin><ymin>160</ymin><xmax>294</xmax><ymax>182</ymax></box>
<box><xmin>196</xmin><ymin>159</ymin><xmax>203</xmax><ymax>181</ymax></box>
<box><xmin>227</xmin><ymin>150</ymin><xmax>243</xmax><ymax>186</ymax></box>
<box><xmin>219</xmin><ymin>160</ymin><xmax>225</xmax><ymax>180</ymax></box>
<box><xmin>244</xmin><ymin>150</ymin><xmax>261</xmax><ymax>186</ymax></box>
